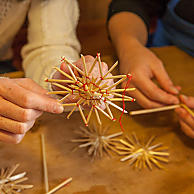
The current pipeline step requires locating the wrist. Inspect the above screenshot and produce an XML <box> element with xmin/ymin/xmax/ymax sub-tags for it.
<box><xmin>117</xmin><ymin>37</ymin><xmax>144</xmax><ymax>74</ymax></box>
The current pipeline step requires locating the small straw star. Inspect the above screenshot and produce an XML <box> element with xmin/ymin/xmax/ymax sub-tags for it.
<box><xmin>0</xmin><ymin>164</ymin><xmax>33</xmax><ymax>193</ymax></box>
<box><xmin>46</xmin><ymin>54</ymin><xmax>135</xmax><ymax>126</ymax></box>
<box><xmin>117</xmin><ymin>134</ymin><xmax>169</xmax><ymax>170</ymax></box>
<box><xmin>71</xmin><ymin>123</ymin><xmax>123</xmax><ymax>159</ymax></box>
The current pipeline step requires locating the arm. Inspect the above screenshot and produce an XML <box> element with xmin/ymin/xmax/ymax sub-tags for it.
<box><xmin>108</xmin><ymin>0</ymin><xmax>180</xmax><ymax>108</ymax></box>
<box><xmin>22</xmin><ymin>0</ymin><xmax>81</xmax><ymax>90</ymax></box>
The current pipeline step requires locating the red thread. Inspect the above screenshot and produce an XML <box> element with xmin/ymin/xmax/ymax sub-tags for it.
<box><xmin>119</xmin><ymin>74</ymin><xmax>132</xmax><ymax>131</ymax></box>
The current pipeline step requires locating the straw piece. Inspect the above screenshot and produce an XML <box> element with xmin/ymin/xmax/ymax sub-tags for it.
<box><xmin>47</xmin><ymin>91</ymin><xmax>70</xmax><ymax>95</ymax></box>
<box><xmin>130</xmin><ymin>104</ymin><xmax>181</xmax><ymax>116</ymax></box>
<box><xmin>54</xmin><ymin>67</ymin><xmax>74</xmax><ymax>81</ymax></box>
<box><xmin>108</xmin><ymin>77</ymin><xmax>127</xmax><ymax>90</ymax></box>
<box><xmin>81</xmin><ymin>54</ymin><xmax>88</xmax><ymax>76</ymax></box>
<box><xmin>78</xmin><ymin>105</ymin><xmax>88</xmax><ymax>126</ymax></box>
<box><xmin>105</xmin><ymin>75</ymin><xmax>127</xmax><ymax>80</ymax></box>
<box><xmin>88</xmin><ymin>56</ymin><xmax>98</xmax><ymax>75</ymax></box>
<box><xmin>52</xmin><ymin>83</ymin><xmax>72</xmax><ymax>93</ymax></box>
<box><xmin>63</xmin><ymin>58</ymin><xmax>84</xmax><ymax>76</ymax></box>
<box><xmin>94</xmin><ymin>108</ymin><xmax>102</xmax><ymax>125</ymax></box>
<box><xmin>46</xmin><ymin>79</ymin><xmax>75</xmax><ymax>84</ymax></box>
<box><xmin>41</xmin><ymin>134</ymin><xmax>49</xmax><ymax>192</ymax></box>
<box><xmin>180</xmin><ymin>103</ymin><xmax>194</xmax><ymax>117</ymax></box>
<box><xmin>46</xmin><ymin>177</ymin><xmax>72</xmax><ymax>194</ymax></box>
<box><xmin>97</xmin><ymin>53</ymin><xmax>103</xmax><ymax>77</ymax></box>
<box><xmin>109</xmin><ymin>98</ymin><xmax>134</xmax><ymax>102</ymax></box>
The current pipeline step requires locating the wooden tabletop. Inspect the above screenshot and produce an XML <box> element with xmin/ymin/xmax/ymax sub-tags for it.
<box><xmin>0</xmin><ymin>46</ymin><xmax>194</xmax><ymax>194</ymax></box>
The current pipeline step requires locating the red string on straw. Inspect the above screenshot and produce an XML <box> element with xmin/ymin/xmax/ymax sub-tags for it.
<box><xmin>119</xmin><ymin>74</ymin><xmax>133</xmax><ymax>131</ymax></box>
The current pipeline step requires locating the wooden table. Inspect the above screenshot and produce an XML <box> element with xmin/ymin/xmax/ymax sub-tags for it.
<box><xmin>0</xmin><ymin>46</ymin><xmax>194</xmax><ymax>194</ymax></box>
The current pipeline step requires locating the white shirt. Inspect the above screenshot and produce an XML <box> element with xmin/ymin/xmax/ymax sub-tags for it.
<box><xmin>0</xmin><ymin>0</ymin><xmax>81</xmax><ymax>89</ymax></box>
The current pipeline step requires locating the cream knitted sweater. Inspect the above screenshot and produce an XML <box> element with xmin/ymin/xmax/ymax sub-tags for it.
<box><xmin>0</xmin><ymin>0</ymin><xmax>81</xmax><ymax>89</ymax></box>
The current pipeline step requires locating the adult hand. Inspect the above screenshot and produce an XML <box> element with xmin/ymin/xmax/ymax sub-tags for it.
<box><xmin>120</xmin><ymin>42</ymin><xmax>180</xmax><ymax>108</ymax></box>
<box><xmin>0</xmin><ymin>78</ymin><xmax>63</xmax><ymax>144</ymax></box>
<box><xmin>175</xmin><ymin>95</ymin><xmax>194</xmax><ymax>138</ymax></box>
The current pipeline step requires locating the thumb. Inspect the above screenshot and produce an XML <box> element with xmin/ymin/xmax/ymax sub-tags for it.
<box><xmin>180</xmin><ymin>95</ymin><xmax>194</xmax><ymax>108</ymax></box>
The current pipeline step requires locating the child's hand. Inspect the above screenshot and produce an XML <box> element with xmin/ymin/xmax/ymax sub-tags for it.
<box><xmin>120</xmin><ymin>43</ymin><xmax>180</xmax><ymax>108</ymax></box>
<box><xmin>175</xmin><ymin>95</ymin><xmax>194</xmax><ymax>138</ymax></box>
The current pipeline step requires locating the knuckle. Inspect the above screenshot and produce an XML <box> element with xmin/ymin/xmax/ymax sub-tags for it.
<box><xmin>85</xmin><ymin>55</ymin><xmax>94</xmax><ymax>63</ymax></box>
<box><xmin>21</xmin><ymin>109</ymin><xmax>32</xmax><ymax>122</ymax></box>
<box><xmin>22</xmin><ymin>94</ymin><xmax>32</xmax><ymax>107</ymax></box>
<box><xmin>17</xmin><ymin>123</ymin><xmax>27</xmax><ymax>134</ymax></box>
<box><xmin>22</xmin><ymin>77</ymin><xmax>33</xmax><ymax>83</ymax></box>
<box><xmin>144</xmin><ymin>102</ymin><xmax>153</xmax><ymax>109</ymax></box>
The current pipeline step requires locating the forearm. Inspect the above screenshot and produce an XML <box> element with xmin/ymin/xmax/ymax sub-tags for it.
<box><xmin>108</xmin><ymin>12</ymin><xmax>147</xmax><ymax>72</ymax></box>
<box><xmin>22</xmin><ymin>0</ymin><xmax>80</xmax><ymax>89</ymax></box>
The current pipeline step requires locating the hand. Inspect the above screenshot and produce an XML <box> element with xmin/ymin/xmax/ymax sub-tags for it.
<box><xmin>52</xmin><ymin>55</ymin><xmax>114</xmax><ymax>108</ymax></box>
<box><xmin>175</xmin><ymin>95</ymin><xmax>194</xmax><ymax>138</ymax></box>
<box><xmin>120</xmin><ymin>42</ymin><xmax>180</xmax><ymax>108</ymax></box>
<box><xmin>0</xmin><ymin>78</ymin><xmax>64</xmax><ymax>144</ymax></box>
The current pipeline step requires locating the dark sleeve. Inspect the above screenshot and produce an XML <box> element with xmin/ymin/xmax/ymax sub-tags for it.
<box><xmin>107</xmin><ymin>0</ymin><xmax>168</xmax><ymax>31</ymax></box>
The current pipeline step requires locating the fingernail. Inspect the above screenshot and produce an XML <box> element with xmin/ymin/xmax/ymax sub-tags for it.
<box><xmin>171</xmin><ymin>87</ymin><xmax>179</xmax><ymax>94</ymax></box>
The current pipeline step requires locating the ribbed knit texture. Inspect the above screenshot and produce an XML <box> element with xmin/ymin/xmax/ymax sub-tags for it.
<box><xmin>0</xmin><ymin>0</ymin><xmax>81</xmax><ymax>90</ymax></box>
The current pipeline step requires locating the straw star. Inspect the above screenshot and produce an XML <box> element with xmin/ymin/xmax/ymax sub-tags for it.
<box><xmin>46</xmin><ymin>54</ymin><xmax>135</xmax><ymax>126</ymax></box>
<box><xmin>0</xmin><ymin>164</ymin><xmax>33</xmax><ymax>193</ymax></box>
<box><xmin>71</xmin><ymin>124</ymin><xmax>123</xmax><ymax>159</ymax></box>
<box><xmin>117</xmin><ymin>134</ymin><xmax>169</xmax><ymax>170</ymax></box>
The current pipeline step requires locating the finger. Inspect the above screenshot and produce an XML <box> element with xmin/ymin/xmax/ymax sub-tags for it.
<box><xmin>134</xmin><ymin>76</ymin><xmax>179</xmax><ymax>105</ymax></box>
<box><xmin>0</xmin><ymin>79</ymin><xmax>63</xmax><ymax>113</ymax></box>
<box><xmin>60</xmin><ymin>94</ymin><xmax>80</xmax><ymax>103</ymax></box>
<box><xmin>175</xmin><ymin>85</ymin><xmax>182</xmax><ymax>91</ymax></box>
<box><xmin>179</xmin><ymin>120</ymin><xmax>194</xmax><ymax>139</ymax></box>
<box><xmin>0</xmin><ymin>97</ymin><xmax>43</xmax><ymax>122</ymax></box>
<box><xmin>14</xmin><ymin>78</ymin><xmax>48</xmax><ymax>95</ymax></box>
<box><xmin>0</xmin><ymin>115</ymin><xmax>35</xmax><ymax>134</ymax></box>
<box><xmin>179</xmin><ymin>95</ymin><xmax>194</xmax><ymax>109</ymax></box>
<box><xmin>75</xmin><ymin>55</ymin><xmax>95</xmax><ymax>73</ymax></box>
<box><xmin>175</xmin><ymin>108</ymin><xmax>194</xmax><ymax>129</ymax></box>
<box><xmin>0</xmin><ymin>129</ymin><xmax>25</xmax><ymax>144</ymax></box>
<box><xmin>122</xmin><ymin>82</ymin><xmax>163</xmax><ymax>108</ymax></box>
<box><xmin>152</xmin><ymin>61</ymin><xmax>179</xmax><ymax>95</ymax></box>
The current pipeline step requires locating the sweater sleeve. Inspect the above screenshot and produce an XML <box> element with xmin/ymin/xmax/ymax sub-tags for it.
<box><xmin>107</xmin><ymin>0</ymin><xmax>168</xmax><ymax>31</ymax></box>
<box><xmin>21</xmin><ymin>0</ymin><xmax>81</xmax><ymax>90</ymax></box>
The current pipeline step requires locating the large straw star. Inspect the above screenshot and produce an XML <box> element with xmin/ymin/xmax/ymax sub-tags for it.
<box><xmin>46</xmin><ymin>54</ymin><xmax>135</xmax><ymax>126</ymax></box>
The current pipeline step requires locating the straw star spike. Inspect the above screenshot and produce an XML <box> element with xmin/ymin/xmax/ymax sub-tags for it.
<box><xmin>71</xmin><ymin>124</ymin><xmax>123</xmax><ymax>159</ymax></box>
<box><xmin>46</xmin><ymin>54</ymin><xmax>135</xmax><ymax>126</ymax></box>
<box><xmin>0</xmin><ymin>164</ymin><xmax>33</xmax><ymax>193</ymax></box>
<box><xmin>117</xmin><ymin>134</ymin><xmax>169</xmax><ymax>170</ymax></box>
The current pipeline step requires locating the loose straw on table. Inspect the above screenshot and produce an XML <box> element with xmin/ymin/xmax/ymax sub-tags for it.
<box><xmin>41</xmin><ymin>134</ymin><xmax>49</xmax><ymax>193</ymax></box>
<box><xmin>130</xmin><ymin>104</ymin><xmax>194</xmax><ymax>117</ymax></box>
<box><xmin>46</xmin><ymin>177</ymin><xmax>72</xmax><ymax>194</ymax></box>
